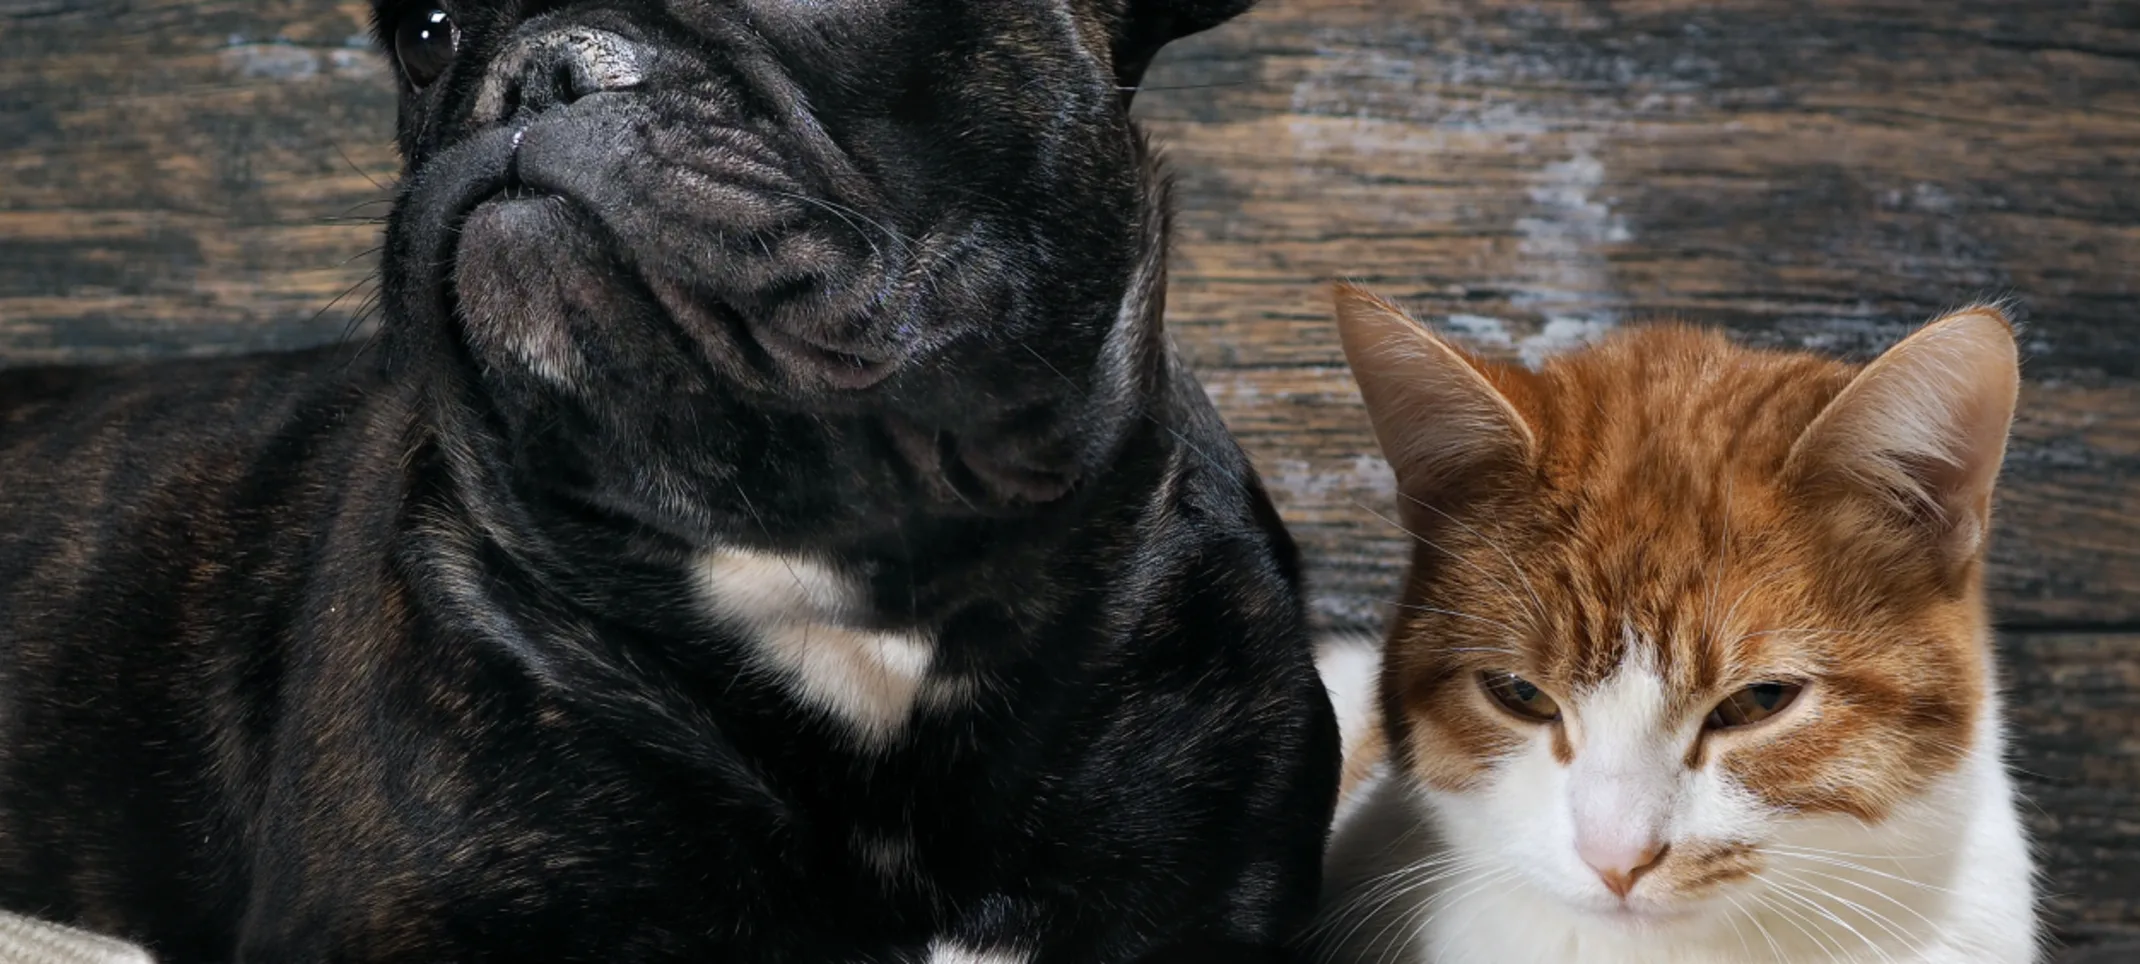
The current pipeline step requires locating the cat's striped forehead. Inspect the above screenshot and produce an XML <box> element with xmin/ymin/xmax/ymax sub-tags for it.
<box><xmin>1508</xmin><ymin>476</ymin><xmax>1833</xmax><ymax>706</ymax></box>
<box><xmin>1478</xmin><ymin>327</ymin><xmax>1923</xmax><ymax>679</ymax></box>
<box><xmin>1382</xmin><ymin>324</ymin><xmax>1992</xmax><ymax>820</ymax></box>
<box><xmin>1428</xmin><ymin>327</ymin><xmax>1848</xmax><ymax>687</ymax></box>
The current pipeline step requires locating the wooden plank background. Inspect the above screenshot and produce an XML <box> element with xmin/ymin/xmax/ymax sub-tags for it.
<box><xmin>2</xmin><ymin>0</ymin><xmax>2136</xmax><ymax>957</ymax></box>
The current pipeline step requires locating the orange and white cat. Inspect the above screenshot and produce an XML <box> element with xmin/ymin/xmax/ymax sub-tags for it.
<box><xmin>1312</xmin><ymin>285</ymin><xmax>2037</xmax><ymax>964</ymax></box>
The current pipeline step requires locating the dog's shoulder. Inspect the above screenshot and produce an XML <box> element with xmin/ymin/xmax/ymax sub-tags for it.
<box><xmin>0</xmin><ymin>341</ymin><xmax>407</xmax><ymax>626</ymax></box>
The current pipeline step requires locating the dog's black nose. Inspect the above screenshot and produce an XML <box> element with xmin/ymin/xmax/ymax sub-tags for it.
<box><xmin>473</xmin><ymin>27</ymin><xmax>647</xmax><ymax>124</ymax></box>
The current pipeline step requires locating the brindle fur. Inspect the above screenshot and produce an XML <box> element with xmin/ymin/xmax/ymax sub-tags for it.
<box><xmin>0</xmin><ymin>1</ymin><xmax>1337</xmax><ymax>960</ymax></box>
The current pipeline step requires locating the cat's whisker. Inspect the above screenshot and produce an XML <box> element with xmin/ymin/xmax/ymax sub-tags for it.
<box><xmin>1317</xmin><ymin>870</ymin><xmax>1467</xmax><ymax>960</ymax></box>
<box><xmin>1363</xmin><ymin>884</ymin><xmax>1443</xmax><ymax>964</ymax></box>
<box><xmin>1359</xmin><ymin>866</ymin><xmax>1494</xmax><ymax>964</ymax></box>
<box><xmin>1328</xmin><ymin>852</ymin><xmax>1495</xmax><ymax>928</ymax></box>
<box><xmin>1373</xmin><ymin>820</ymin><xmax>1427</xmax><ymax>862</ymax></box>
<box><xmin>1719</xmin><ymin>908</ymin><xmax>1754</xmax><ymax>961</ymax></box>
<box><xmin>1765</xmin><ymin>840</ymin><xmax>1954</xmax><ymax>862</ymax></box>
<box><xmin>1789</xmin><ymin>878</ymin><xmax>1926</xmax><ymax>964</ymax></box>
<box><xmin>1719</xmin><ymin>891</ymin><xmax>1766</xmax><ymax>962</ymax></box>
<box><xmin>1761</xmin><ymin>848</ymin><xmax>1958</xmax><ymax>894</ymax></box>
<box><xmin>1373</xmin><ymin>902</ymin><xmax>1445</xmax><ymax>964</ymax></box>
<box><xmin>1396</xmin><ymin>867</ymin><xmax>1518</xmax><ymax>964</ymax></box>
<box><xmin>1771</xmin><ymin>867</ymin><xmax>1927</xmax><ymax>952</ymax></box>
<box><xmin>1764</xmin><ymin>874</ymin><xmax>1901</xmax><ymax>964</ymax></box>
<box><xmin>1766</xmin><ymin>861</ymin><xmax>1956</xmax><ymax>933</ymax></box>
<box><xmin>1338</xmin><ymin>844</ymin><xmax>1478</xmax><ymax>891</ymax></box>
<box><xmin>1766</xmin><ymin>842</ymin><xmax>1909</xmax><ymax>866</ymax></box>
<box><xmin>1339</xmin><ymin>858</ymin><xmax>1488</xmax><ymax>917</ymax></box>
<box><xmin>1325</xmin><ymin>853</ymin><xmax>1475</xmax><ymax>904</ymax></box>
<box><xmin>1752</xmin><ymin>884</ymin><xmax>1853</xmax><ymax>961</ymax></box>
<box><xmin>1736</xmin><ymin>889</ymin><xmax>1791</xmax><ymax>963</ymax></box>
<box><xmin>1308</xmin><ymin>854</ymin><xmax>1492</xmax><ymax>953</ymax></box>
<box><xmin>1758</xmin><ymin>855</ymin><xmax>1957</xmax><ymax>961</ymax></box>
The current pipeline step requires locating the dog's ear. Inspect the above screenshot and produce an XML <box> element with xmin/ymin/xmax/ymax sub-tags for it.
<box><xmin>1106</xmin><ymin>0</ymin><xmax>1256</xmax><ymax>92</ymax></box>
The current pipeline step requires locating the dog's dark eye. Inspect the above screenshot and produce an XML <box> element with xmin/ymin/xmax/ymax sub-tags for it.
<box><xmin>395</xmin><ymin>7</ymin><xmax>460</xmax><ymax>89</ymax></box>
<box><xmin>1481</xmin><ymin>672</ymin><xmax>1561</xmax><ymax>723</ymax></box>
<box><xmin>1706</xmin><ymin>681</ymin><xmax>1804</xmax><ymax>730</ymax></box>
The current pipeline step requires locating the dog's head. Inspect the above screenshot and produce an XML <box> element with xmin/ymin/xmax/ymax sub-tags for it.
<box><xmin>373</xmin><ymin>0</ymin><xmax>1249</xmax><ymax>550</ymax></box>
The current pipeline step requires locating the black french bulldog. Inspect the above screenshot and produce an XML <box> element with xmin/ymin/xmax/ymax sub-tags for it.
<box><xmin>0</xmin><ymin>0</ymin><xmax>1337</xmax><ymax>961</ymax></box>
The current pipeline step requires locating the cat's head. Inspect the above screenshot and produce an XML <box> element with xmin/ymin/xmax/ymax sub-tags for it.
<box><xmin>1334</xmin><ymin>284</ymin><xmax>2019</xmax><ymax>925</ymax></box>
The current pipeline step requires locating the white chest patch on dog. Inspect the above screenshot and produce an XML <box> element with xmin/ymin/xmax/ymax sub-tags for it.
<box><xmin>925</xmin><ymin>940</ymin><xmax>1032</xmax><ymax>964</ymax></box>
<box><xmin>693</xmin><ymin>549</ymin><xmax>959</xmax><ymax>747</ymax></box>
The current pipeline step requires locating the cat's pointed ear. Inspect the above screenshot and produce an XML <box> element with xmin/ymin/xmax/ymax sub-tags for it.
<box><xmin>1333</xmin><ymin>283</ymin><xmax>1536</xmax><ymax>514</ymax></box>
<box><xmin>1785</xmin><ymin>306</ymin><xmax>2020</xmax><ymax>571</ymax></box>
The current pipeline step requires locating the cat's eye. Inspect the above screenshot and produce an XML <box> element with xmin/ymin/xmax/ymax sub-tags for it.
<box><xmin>1481</xmin><ymin>672</ymin><xmax>1561</xmax><ymax>723</ymax></box>
<box><xmin>395</xmin><ymin>7</ymin><xmax>460</xmax><ymax>89</ymax></box>
<box><xmin>1706</xmin><ymin>681</ymin><xmax>1804</xmax><ymax>730</ymax></box>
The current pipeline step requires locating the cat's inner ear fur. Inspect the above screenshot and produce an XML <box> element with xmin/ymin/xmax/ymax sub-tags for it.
<box><xmin>1332</xmin><ymin>284</ymin><xmax>1536</xmax><ymax>521</ymax></box>
<box><xmin>1785</xmin><ymin>306</ymin><xmax>2021</xmax><ymax>574</ymax></box>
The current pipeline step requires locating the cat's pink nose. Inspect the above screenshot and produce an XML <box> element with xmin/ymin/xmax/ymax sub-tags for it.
<box><xmin>1579</xmin><ymin>838</ymin><xmax>1667</xmax><ymax>899</ymax></box>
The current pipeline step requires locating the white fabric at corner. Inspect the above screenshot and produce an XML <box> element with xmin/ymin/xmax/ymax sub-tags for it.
<box><xmin>0</xmin><ymin>911</ymin><xmax>153</xmax><ymax>964</ymax></box>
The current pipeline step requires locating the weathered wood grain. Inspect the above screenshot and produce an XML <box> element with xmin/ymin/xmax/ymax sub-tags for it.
<box><xmin>2060</xmin><ymin>945</ymin><xmax>2140</xmax><ymax>964</ymax></box>
<box><xmin>1133</xmin><ymin>0</ymin><xmax>2140</xmax><ymax>628</ymax></box>
<box><xmin>3</xmin><ymin>0</ymin><xmax>2136</xmax><ymax>625</ymax></box>
<box><xmin>1</xmin><ymin>0</ymin><xmax>2136</xmax><ymax>946</ymax></box>
<box><xmin>2005</xmin><ymin>632</ymin><xmax>2140</xmax><ymax>956</ymax></box>
<box><xmin>0</xmin><ymin>0</ymin><xmax>397</xmax><ymax>361</ymax></box>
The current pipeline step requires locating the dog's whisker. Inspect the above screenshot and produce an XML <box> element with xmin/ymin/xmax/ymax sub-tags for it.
<box><xmin>333</xmin><ymin>141</ymin><xmax>395</xmax><ymax>194</ymax></box>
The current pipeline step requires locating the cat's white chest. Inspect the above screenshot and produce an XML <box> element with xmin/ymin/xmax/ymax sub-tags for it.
<box><xmin>693</xmin><ymin>548</ymin><xmax>962</xmax><ymax>747</ymax></box>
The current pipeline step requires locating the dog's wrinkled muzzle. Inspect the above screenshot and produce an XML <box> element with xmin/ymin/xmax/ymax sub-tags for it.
<box><xmin>397</xmin><ymin>21</ymin><xmax>919</xmax><ymax>396</ymax></box>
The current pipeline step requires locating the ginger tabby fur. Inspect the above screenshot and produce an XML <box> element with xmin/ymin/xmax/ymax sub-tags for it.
<box><xmin>1312</xmin><ymin>285</ymin><xmax>2037</xmax><ymax>964</ymax></box>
